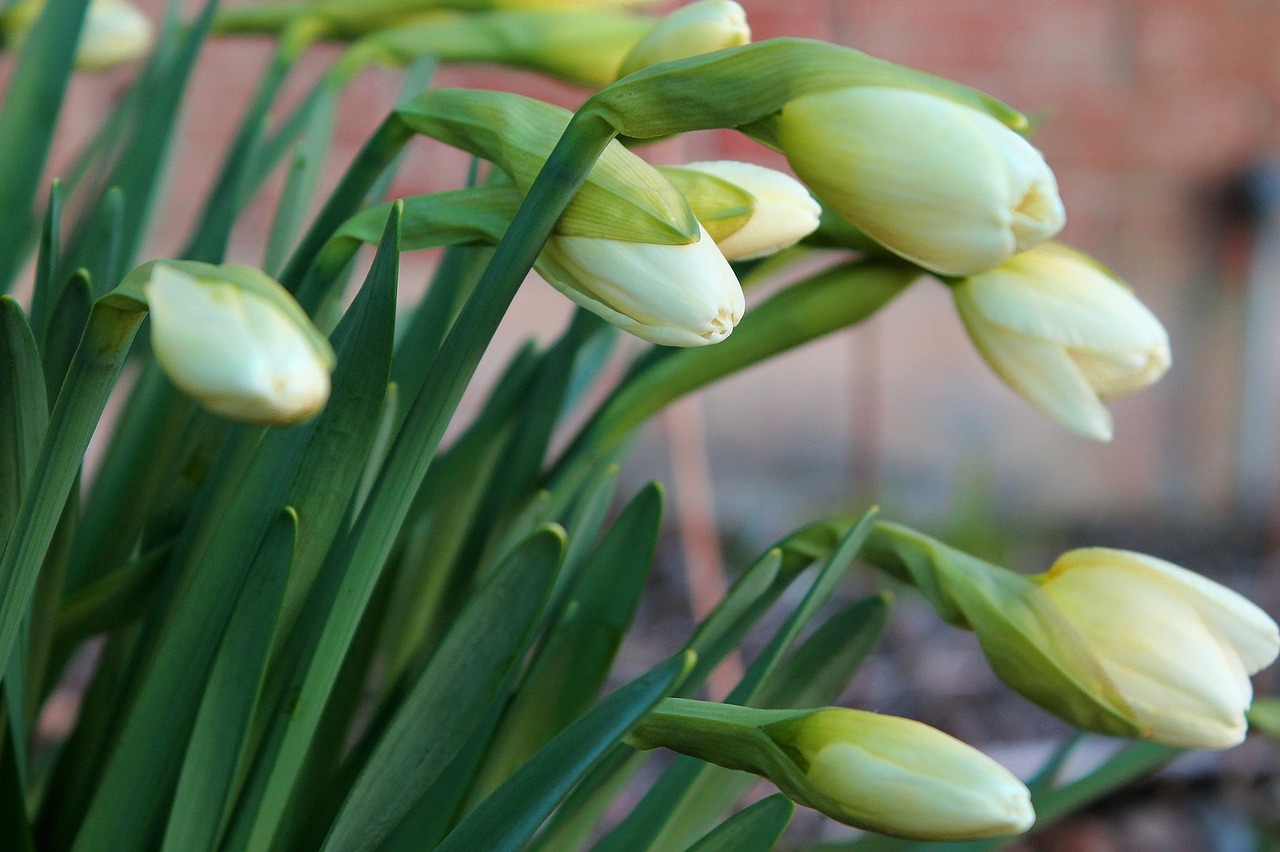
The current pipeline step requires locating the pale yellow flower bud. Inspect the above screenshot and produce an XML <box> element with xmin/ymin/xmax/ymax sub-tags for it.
<box><xmin>768</xmin><ymin>709</ymin><xmax>1034</xmax><ymax>841</ymax></box>
<box><xmin>778</xmin><ymin>86</ymin><xmax>1064</xmax><ymax>276</ymax></box>
<box><xmin>144</xmin><ymin>264</ymin><xmax>335</xmax><ymax>425</ymax></box>
<box><xmin>616</xmin><ymin>0</ymin><xmax>749</xmax><ymax>78</ymax></box>
<box><xmin>536</xmin><ymin>225</ymin><xmax>744</xmax><ymax>347</ymax></box>
<box><xmin>77</xmin><ymin>0</ymin><xmax>152</xmax><ymax>71</ymax></box>
<box><xmin>678</xmin><ymin>161</ymin><xmax>820</xmax><ymax>260</ymax></box>
<box><xmin>1033</xmin><ymin>548</ymin><xmax>1279</xmax><ymax>749</ymax></box>
<box><xmin>953</xmin><ymin>243</ymin><xmax>1169</xmax><ymax>441</ymax></box>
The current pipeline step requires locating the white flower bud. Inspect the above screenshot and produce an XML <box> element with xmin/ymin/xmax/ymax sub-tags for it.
<box><xmin>769</xmin><ymin>709</ymin><xmax>1034</xmax><ymax>840</ymax></box>
<box><xmin>778</xmin><ymin>86</ymin><xmax>1064</xmax><ymax>276</ymax></box>
<box><xmin>77</xmin><ymin>0</ymin><xmax>152</xmax><ymax>71</ymax></box>
<box><xmin>680</xmin><ymin>160</ymin><xmax>820</xmax><ymax>260</ymax></box>
<box><xmin>954</xmin><ymin>243</ymin><xmax>1169</xmax><ymax>441</ymax></box>
<box><xmin>616</xmin><ymin>0</ymin><xmax>749</xmax><ymax>78</ymax></box>
<box><xmin>144</xmin><ymin>264</ymin><xmax>334</xmax><ymax>425</ymax></box>
<box><xmin>1035</xmin><ymin>548</ymin><xmax>1280</xmax><ymax>749</ymax></box>
<box><xmin>536</xmin><ymin>225</ymin><xmax>744</xmax><ymax>346</ymax></box>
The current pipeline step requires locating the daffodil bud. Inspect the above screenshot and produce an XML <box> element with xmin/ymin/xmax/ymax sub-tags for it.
<box><xmin>536</xmin><ymin>225</ymin><xmax>743</xmax><ymax>346</ymax></box>
<box><xmin>143</xmin><ymin>263</ymin><xmax>335</xmax><ymax>425</ymax></box>
<box><xmin>862</xmin><ymin>522</ymin><xmax>1280</xmax><ymax>749</ymax></box>
<box><xmin>628</xmin><ymin>699</ymin><xmax>1033</xmax><ymax>840</ymax></box>
<box><xmin>616</xmin><ymin>0</ymin><xmax>750</xmax><ymax>79</ymax></box>
<box><xmin>953</xmin><ymin>243</ymin><xmax>1170</xmax><ymax>441</ymax></box>
<box><xmin>668</xmin><ymin>161</ymin><xmax>821</xmax><ymax>260</ymax></box>
<box><xmin>2</xmin><ymin>0</ymin><xmax>151</xmax><ymax>70</ymax></box>
<box><xmin>777</xmin><ymin>86</ymin><xmax>1064</xmax><ymax>276</ymax></box>
<box><xmin>1032</xmin><ymin>548</ymin><xmax>1280</xmax><ymax>749</ymax></box>
<box><xmin>765</xmin><ymin>709</ymin><xmax>1034</xmax><ymax>840</ymax></box>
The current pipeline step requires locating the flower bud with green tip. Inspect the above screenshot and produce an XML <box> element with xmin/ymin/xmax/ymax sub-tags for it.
<box><xmin>777</xmin><ymin>86</ymin><xmax>1064</xmax><ymax>276</ymax></box>
<box><xmin>3</xmin><ymin>0</ymin><xmax>151</xmax><ymax>70</ymax></box>
<box><xmin>616</xmin><ymin>0</ymin><xmax>749</xmax><ymax>79</ymax></box>
<box><xmin>629</xmin><ymin>699</ymin><xmax>1034</xmax><ymax>840</ymax></box>
<box><xmin>862</xmin><ymin>522</ymin><xmax>1280</xmax><ymax>749</ymax></box>
<box><xmin>953</xmin><ymin>242</ymin><xmax>1169</xmax><ymax>441</ymax></box>
<box><xmin>140</xmin><ymin>263</ymin><xmax>335</xmax><ymax>425</ymax></box>
<box><xmin>665</xmin><ymin>160</ymin><xmax>821</xmax><ymax>260</ymax></box>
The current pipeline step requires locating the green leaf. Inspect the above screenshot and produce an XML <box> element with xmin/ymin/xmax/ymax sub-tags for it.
<box><xmin>69</xmin><ymin>205</ymin><xmax>398</xmax><ymax>851</ymax></box>
<box><xmin>0</xmin><ymin>714</ymin><xmax>34</xmax><ymax>852</ymax></box>
<box><xmin>597</xmin><ymin>512</ymin><xmax>878</xmax><ymax>852</ymax></box>
<box><xmin>0</xmin><ymin>298</ymin><xmax>48</xmax><ymax>543</ymax></box>
<box><xmin>161</xmin><ymin>508</ymin><xmax>296</xmax><ymax>852</ymax></box>
<box><xmin>437</xmin><ymin>651</ymin><xmax>693</xmax><ymax>852</ymax></box>
<box><xmin>472</xmin><ymin>483</ymin><xmax>662</xmax><ymax>798</ymax></box>
<box><xmin>684</xmin><ymin>795</ymin><xmax>793</xmax><ymax>852</ymax></box>
<box><xmin>0</xmin><ymin>0</ymin><xmax>90</xmax><ymax>288</ymax></box>
<box><xmin>320</xmin><ymin>526</ymin><xmax>566</xmax><ymax>852</ymax></box>
<box><xmin>0</xmin><ymin>301</ymin><xmax>143</xmax><ymax>679</ymax></box>
<box><xmin>29</xmin><ymin>181</ymin><xmax>63</xmax><ymax>340</ymax></box>
<box><xmin>39</xmin><ymin>271</ymin><xmax>91</xmax><ymax>408</ymax></box>
<box><xmin>262</xmin><ymin>89</ymin><xmax>336</xmax><ymax>276</ymax></box>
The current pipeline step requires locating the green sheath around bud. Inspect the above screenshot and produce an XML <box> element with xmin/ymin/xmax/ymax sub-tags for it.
<box><xmin>396</xmin><ymin>88</ymin><xmax>699</xmax><ymax>245</ymax></box>
<box><xmin>629</xmin><ymin>699</ymin><xmax>1034</xmax><ymax>840</ymax></box>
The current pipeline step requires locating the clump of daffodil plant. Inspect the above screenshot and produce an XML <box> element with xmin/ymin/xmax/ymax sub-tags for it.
<box><xmin>0</xmin><ymin>2</ymin><xmax>1272</xmax><ymax>851</ymax></box>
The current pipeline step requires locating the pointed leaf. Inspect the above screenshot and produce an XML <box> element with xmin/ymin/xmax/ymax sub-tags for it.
<box><xmin>685</xmin><ymin>795</ymin><xmax>793</xmax><ymax>852</ymax></box>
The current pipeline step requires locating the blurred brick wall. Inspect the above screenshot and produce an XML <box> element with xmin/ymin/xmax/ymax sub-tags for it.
<box><xmin>42</xmin><ymin>0</ymin><xmax>1280</xmax><ymax>536</ymax></box>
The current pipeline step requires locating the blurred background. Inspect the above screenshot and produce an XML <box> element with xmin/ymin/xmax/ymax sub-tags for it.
<box><xmin>36</xmin><ymin>0</ymin><xmax>1280</xmax><ymax>847</ymax></box>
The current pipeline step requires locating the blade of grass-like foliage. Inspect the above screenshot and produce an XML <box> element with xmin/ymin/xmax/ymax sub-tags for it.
<box><xmin>0</xmin><ymin>301</ymin><xmax>143</xmax><ymax>679</ymax></box>
<box><xmin>74</xmin><ymin>187</ymin><xmax>124</xmax><ymax>295</ymax></box>
<box><xmin>29</xmin><ymin>181</ymin><xmax>62</xmax><ymax>341</ymax></box>
<box><xmin>0</xmin><ymin>298</ymin><xmax>48</xmax><ymax>543</ymax></box>
<box><xmin>373</xmin><ymin>345</ymin><xmax>539</xmax><ymax>695</ymax></box>
<box><xmin>648</xmin><ymin>596</ymin><xmax>891</xmax><ymax>850</ymax></box>
<box><xmin>262</xmin><ymin>90</ymin><xmax>336</xmax><ymax>276</ymax></box>
<box><xmin>435</xmin><ymin>651</ymin><xmax>693</xmax><ymax>852</ymax></box>
<box><xmin>183</xmin><ymin>22</ymin><xmax>322</xmax><ymax>263</ymax></box>
<box><xmin>531</xmin><ymin>521</ymin><xmax>857</xmax><ymax>852</ymax></box>
<box><xmin>62</xmin><ymin>0</ymin><xmax>219</xmax><ymax>276</ymax></box>
<box><xmin>39</xmin><ymin>271</ymin><xmax>92</xmax><ymax>405</ymax></box>
<box><xmin>320</xmin><ymin>525</ymin><xmax>565</xmax><ymax>852</ymax></box>
<box><xmin>70</xmin><ymin>207</ymin><xmax>398</xmax><ymax>851</ymax></box>
<box><xmin>161</xmin><ymin>509</ymin><xmax>296</xmax><ymax>852</ymax></box>
<box><xmin>0</xmin><ymin>717</ymin><xmax>33</xmax><ymax>852</ymax></box>
<box><xmin>472</xmin><ymin>483</ymin><xmax>662</xmax><ymax>800</ymax></box>
<box><xmin>0</xmin><ymin>0</ymin><xmax>90</xmax><ymax>289</ymax></box>
<box><xmin>685</xmin><ymin>795</ymin><xmax>793</xmax><ymax>852</ymax></box>
<box><xmin>595</xmin><ymin>511</ymin><xmax>878</xmax><ymax>852</ymax></box>
<box><xmin>549</xmin><ymin>261</ymin><xmax>917</xmax><ymax>499</ymax></box>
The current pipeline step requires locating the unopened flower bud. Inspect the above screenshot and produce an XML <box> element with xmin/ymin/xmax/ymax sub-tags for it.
<box><xmin>778</xmin><ymin>86</ymin><xmax>1064</xmax><ymax>276</ymax></box>
<box><xmin>1032</xmin><ymin>548</ymin><xmax>1279</xmax><ymax>749</ymax></box>
<box><xmin>954</xmin><ymin>243</ymin><xmax>1170</xmax><ymax>441</ymax></box>
<box><xmin>144</xmin><ymin>264</ymin><xmax>335</xmax><ymax>425</ymax></box>
<box><xmin>676</xmin><ymin>160</ymin><xmax>820</xmax><ymax>260</ymax></box>
<box><xmin>616</xmin><ymin>0</ymin><xmax>749</xmax><ymax>78</ymax></box>
<box><xmin>766</xmin><ymin>709</ymin><xmax>1034</xmax><ymax>840</ymax></box>
<box><xmin>537</xmin><ymin>225</ymin><xmax>744</xmax><ymax>346</ymax></box>
<box><xmin>862</xmin><ymin>522</ymin><xmax>1280</xmax><ymax>750</ymax></box>
<box><xmin>629</xmin><ymin>699</ymin><xmax>1033</xmax><ymax>840</ymax></box>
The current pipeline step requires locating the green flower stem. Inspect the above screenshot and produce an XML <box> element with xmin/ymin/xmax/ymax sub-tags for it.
<box><xmin>244</xmin><ymin>108</ymin><xmax>619</xmax><ymax>847</ymax></box>
<box><xmin>212</xmin><ymin>2</ymin><xmax>312</xmax><ymax>35</ymax></box>
<box><xmin>0</xmin><ymin>301</ymin><xmax>144</xmax><ymax>675</ymax></box>
<box><xmin>629</xmin><ymin>699</ymin><xmax>794</xmax><ymax>770</ymax></box>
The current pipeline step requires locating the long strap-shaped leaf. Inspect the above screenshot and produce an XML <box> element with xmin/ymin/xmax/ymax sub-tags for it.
<box><xmin>0</xmin><ymin>301</ymin><xmax>143</xmax><ymax>678</ymax></box>
<box><xmin>320</xmin><ymin>525</ymin><xmax>566</xmax><ymax>852</ymax></box>
<box><xmin>685</xmin><ymin>795</ymin><xmax>794</xmax><ymax>852</ymax></box>
<box><xmin>69</xmin><ymin>206</ymin><xmax>399</xmax><ymax>852</ymax></box>
<box><xmin>436</xmin><ymin>651</ymin><xmax>694</xmax><ymax>852</ymax></box>
<box><xmin>0</xmin><ymin>0</ymin><xmax>90</xmax><ymax>289</ymax></box>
